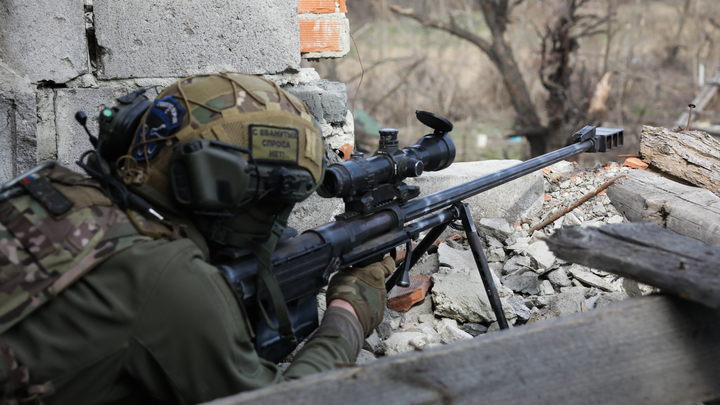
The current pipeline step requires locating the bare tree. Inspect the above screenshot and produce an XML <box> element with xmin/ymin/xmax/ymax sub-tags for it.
<box><xmin>390</xmin><ymin>0</ymin><xmax>611</xmax><ymax>157</ymax></box>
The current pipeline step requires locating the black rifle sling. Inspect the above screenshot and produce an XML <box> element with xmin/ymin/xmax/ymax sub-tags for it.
<box><xmin>207</xmin><ymin>205</ymin><xmax>297</xmax><ymax>347</ymax></box>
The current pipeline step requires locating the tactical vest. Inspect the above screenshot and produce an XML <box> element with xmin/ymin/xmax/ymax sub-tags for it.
<box><xmin>0</xmin><ymin>164</ymin><xmax>172</xmax><ymax>334</ymax></box>
<box><xmin>0</xmin><ymin>164</ymin><xmax>177</xmax><ymax>404</ymax></box>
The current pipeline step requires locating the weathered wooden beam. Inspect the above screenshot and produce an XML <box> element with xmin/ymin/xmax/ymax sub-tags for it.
<box><xmin>546</xmin><ymin>222</ymin><xmax>720</xmax><ymax>308</ymax></box>
<box><xmin>607</xmin><ymin>169</ymin><xmax>720</xmax><ymax>246</ymax></box>
<box><xmin>674</xmin><ymin>70</ymin><xmax>720</xmax><ymax>129</ymax></box>
<box><xmin>640</xmin><ymin>125</ymin><xmax>720</xmax><ymax>196</ymax></box>
<box><xmin>205</xmin><ymin>295</ymin><xmax>720</xmax><ymax>405</ymax></box>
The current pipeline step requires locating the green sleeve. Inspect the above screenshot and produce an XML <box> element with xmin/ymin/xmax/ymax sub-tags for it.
<box><xmin>283</xmin><ymin>306</ymin><xmax>361</xmax><ymax>379</ymax></box>
<box><xmin>131</xmin><ymin>241</ymin><xmax>359</xmax><ymax>401</ymax></box>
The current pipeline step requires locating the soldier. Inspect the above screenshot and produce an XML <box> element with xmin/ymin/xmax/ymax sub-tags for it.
<box><xmin>0</xmin><ymin>72</ymin><xmax>393</xmax><ymax>404</ymax></box>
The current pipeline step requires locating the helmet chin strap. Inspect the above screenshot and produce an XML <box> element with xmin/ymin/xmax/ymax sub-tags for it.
<box><xmin>200</xmin><ymin>204</ymin><xmax>298</xmax><ymax>347</ymax></box>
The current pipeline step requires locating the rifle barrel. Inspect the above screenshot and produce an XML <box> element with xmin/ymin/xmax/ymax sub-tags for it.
<box><xmin>402</xmin><ymin>140</ymin><xmax>593</xmax><ymax>221</ymax></box>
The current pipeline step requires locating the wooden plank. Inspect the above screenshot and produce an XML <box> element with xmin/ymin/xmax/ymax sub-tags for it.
<box><xmin>299</xmin><ymin>19</ymin><xmax>342</xmax><ymax>53</ymax></box>
<box><xmin>640</xmin><ymin>125</ymin><xmax>720</xmax><ymax>196</ymax></box>
<box><xmin>674</xmin><ymin>71</ymin><xmax>720</xmax><ymax>128</ymax></box>
<box><xmin>607</xmin><ymin>169</ymin><xmax>720</xmax><ymax>247</ymax></box>
<box><xmin>299</xmin><ymin>0</ymin><xmax>347</xmax><ymax>14</ymax></box>
<box><xmin>205</xmin><ymin>296</ymin><xmax>720</xmax><ymax>405</ymax></box>
<box><xmin>545</xmin><ymin>222</ymin><xmax>720</xmax><ymax>308</ymax></box>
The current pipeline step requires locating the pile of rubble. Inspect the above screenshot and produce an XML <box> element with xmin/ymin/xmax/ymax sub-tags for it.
<box><xmin>354</xmin><ymin>160</ymin><xmax>654</xmax><ymax>362</ymax></box>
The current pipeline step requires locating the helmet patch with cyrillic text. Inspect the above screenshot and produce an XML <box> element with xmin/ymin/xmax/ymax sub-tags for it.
<box><xmin>249</xmin><ymin>125</ymin><xmax>299</xmax><ymax>163</ymax></box>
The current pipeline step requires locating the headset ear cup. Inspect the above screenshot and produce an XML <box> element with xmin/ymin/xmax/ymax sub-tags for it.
<box><xmin>98</xmin><ymin>96</ymin><xmax>151</xmax><ymax>165</ymax></box>
<box><xmin>168</xmin><ymin>139</ymin><xmax>255</xmax><ymax>213</ymax></box>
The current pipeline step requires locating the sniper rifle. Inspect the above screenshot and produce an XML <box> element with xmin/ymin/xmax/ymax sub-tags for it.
<box><xmin>217</xmin><ymin>111</ymin><xmax>624</xmax><ymax>362</ymax></box>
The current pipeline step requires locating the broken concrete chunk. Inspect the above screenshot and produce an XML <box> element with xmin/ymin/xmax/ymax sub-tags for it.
<box><xmin>357</xmin><ymin>349</ymin><xmax>377</xmax><ymax>364</ymax></box>
<box><xmin>410</xmin><ymin>253</ymin><xmax>440</xmax><ymax>277</ymax></box>
<box><xmin>486</xmin><ymin>247</ymin><xmax>506</xmax><ymax>262</ymax></box>
<box><xmin>538</xmin><ymin>280</ymin><xmax>555</xmax><ymax>296</ymax></box>
<box><xmin>439</xmin><ymin>322</ymin><xmax>474</xmax><ymax>344</ymax></box>
<box><xmin>525</xmin><ymin>241</ymin><xmax>556</xmax><ymax>270</ymax></box>
<box><xmin>564</xmin><ymin>212</ymin><xmax>583</xmax><ymax>226</ymax></box>
<box><xmin>594</xmin><ymin>292</ymin><xmax>630</xmax><ymax>308</ymax></box>
<box><xmin>364</xmin><ymin>331</ymin><xmax>381</xmax><ymax>354</ymax></box>
<box><xmin>403</xmin><ymin>297</ymin><xmax>434</xmax><ymax>324</ymax></box>
<box><xmin>462</xmin><ymin>323</ymin><xmax>488</xmax><ymax>337</ymax></box>
<box><xmin>503</xmin><ymin>255</ymin><xmax>533</xmax><ymax>275</ymax></box>
<box><xmin>507</xmin><ymin>296</ymin><xmax>531</xmax><ymax>322</ymax></box>
<box><xmin>486</xmin><ymin>235</ymin><xmax>504</xmax><ymax>248</ymax></box>
<box><xmin>418</xmin><ymin>313</ymin><xmax>436</xmax><ymax>324</ymax></box>
<box><xmin>376</xmin><ymin>308</ymin><xmax>403</xmax><ymax>340</ymax></box>
<box><xmin>547</xmin><ymin>267</ymin><xmax>573</xmax><ymax>288</ymax></box>
<box><xmin>502</xmin><ymin>272</ymin><xmax>539</xmax><ymax>294</ymax></box>
<box><xmin>405</xmin><ymin>323</ymin><xmax>441</xmax><ymax>345</ymax></box>
<box><xmin>549</xmin><ymin>290</ymin><xmax>587</xmax><ymax>317</ymax></box>
<box><xmin>477</xmin><ymin>218</ymin><xmax>514</xmax><ymax>242</ymax></box>
<box><xmin>568</xmin><ymin>265</ymin><xmax>614</xmax><ymax>292</ymax></box>
<box><xmin>489</xmin><ymin>262</ymin><xmax>504</xmax><ymax>278</ymax></box>
<box><xmin>431</xmin><ymin>270</ymin><xmax>496</xmax><ymax>323</ymax></box>
<box><xmin>438</xmin><ymin>243</ymin><xmax>476</xmax><ymax>271</ymax></box>
<box><xmin>381</xmin><ymin>332</ymin><xmax>426</xmax><ymax>355</ymax></box>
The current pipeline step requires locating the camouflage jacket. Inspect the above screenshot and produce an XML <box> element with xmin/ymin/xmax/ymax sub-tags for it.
<box><xmin>0</xmin><ymin>165</ymin><xmax>359</xmax><ymax>404</ymax></box>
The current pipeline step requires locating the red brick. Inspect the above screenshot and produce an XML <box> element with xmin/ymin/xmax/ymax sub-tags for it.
<box><xmin>337</xmin><ymin>143</ymin><xmax>353</xmax><ymax>160</ymax></box>
<box><xmin>624</xmin><ymin>157</ymin><xmax>648</xmax><ymax>170</ymax></box>
<box><xmin>299</xmin><ymin>0</ymin><xmax>347</xmax><ymax>14</ymax></box>
<box><xmin>544</xmin><ymin>194</ymin><xmax>552</xmax><ymax>201</ymax></box>
<box><xmin>299</xmin><ymin>19</ymin><xmax>342</xmax><ymax>53</ymax></box>
<box><xmin>387</xmin><ymin>275</ymin><xmax>431</xmax><ymax>312</ymax></box>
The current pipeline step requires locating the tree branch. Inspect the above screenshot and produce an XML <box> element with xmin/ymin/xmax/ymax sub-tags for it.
<box><xmin>388</xmin><ymin>5</ymin><xmax>494</xmax><ymax>56</ymax></box>
<box><xmin>710</xmin><ymin>17</ymin><xmax>720</xmax><ymax>30</ymax></box>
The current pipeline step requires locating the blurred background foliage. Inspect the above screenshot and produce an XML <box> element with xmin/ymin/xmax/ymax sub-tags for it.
<box><xmin>305</xmin><ymin>0</ymin><xmax>720</xmax><ymax>165</ymax></box>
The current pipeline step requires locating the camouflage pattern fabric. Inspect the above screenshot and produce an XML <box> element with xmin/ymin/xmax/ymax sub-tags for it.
<box><xmin>326</xmin><ymin>256</ymin><xmax>395</xmax><ymax>337</ymax></box>
<box><xmin>129</xmin><ymin>72</ymin><xmax>324</xmax><ymax>198</ymax></box>
<box><xmin>0</xmin><ymin>165</ymin><xmax>158</xmax><ymax>335</ymax></box>
<box><xmin>0</xmin><ymin>340</ymin><xmax>53</xmax><ymax>405</ymax></box>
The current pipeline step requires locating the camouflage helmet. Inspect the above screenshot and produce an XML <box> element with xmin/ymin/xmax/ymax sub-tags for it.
<box><xmin>126</xmin><ymin>72</ymin><xmax>325</xmax><ymax>213</ymax></box>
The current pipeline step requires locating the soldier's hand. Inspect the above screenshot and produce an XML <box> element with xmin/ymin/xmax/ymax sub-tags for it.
<box><xmin>326</xmin><ymin>256</ymin><xmax>395</xmax><ymax>337</ymax></box>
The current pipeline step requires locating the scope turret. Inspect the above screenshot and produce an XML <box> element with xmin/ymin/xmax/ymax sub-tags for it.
<box><xmin>318</xmin><ymin>111</ymin><xmax>455</xmax><ymax>213</ymax></box>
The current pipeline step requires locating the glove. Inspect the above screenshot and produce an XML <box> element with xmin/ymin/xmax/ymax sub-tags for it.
<box><xmin>326</xmin><ymin>256</ymin><xmax>395</xmax><ymax>337</ymax></box>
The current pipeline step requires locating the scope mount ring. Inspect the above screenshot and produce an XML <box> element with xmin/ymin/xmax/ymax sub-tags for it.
<box><xmin>416</xmin><ymin>110</ymin><xmax>453</xmax><ymax>134</ymax></box>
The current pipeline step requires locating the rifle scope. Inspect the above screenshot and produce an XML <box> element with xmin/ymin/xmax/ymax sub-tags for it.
<box><xmin>318</xmin><ymin>111</ymin><xmax>456</xmax><ymax>199</ymax></box>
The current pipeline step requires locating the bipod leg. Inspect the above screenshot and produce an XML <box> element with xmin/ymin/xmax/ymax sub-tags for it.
<box><xmin>385</xmin><ymin>222</ymin><xmax>450</xmax><ymax>292</ymax></box>
<box><xmin>457</xmin><ymin>203</ymin><xmax>509</xmax><ymax>330</ymax></box>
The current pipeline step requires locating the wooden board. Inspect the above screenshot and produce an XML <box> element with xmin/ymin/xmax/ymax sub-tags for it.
<box><xmin>205</xmin><ymin>296</ymin><xmax>720</xmax><ymax>405</ymax></box>
<box><xmin>607</xmin><ymin>169</ymin><xmax>720</xmax><ymax>247</ymax></box>
<box><xmin>640</xmin><ymin>125</ymin><xmax>720</xmax><ymax>196</ymax></box>
<box><xmin>545</xmin><ymin>222</ymin><xmax>720</xmax><ymax>308</ymax></box>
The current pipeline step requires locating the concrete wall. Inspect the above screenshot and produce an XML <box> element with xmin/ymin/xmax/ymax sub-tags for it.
<box><xmin>0</xmin><ymin>0</ymin><xmax>353</xmax><ymax>180</ymax></box>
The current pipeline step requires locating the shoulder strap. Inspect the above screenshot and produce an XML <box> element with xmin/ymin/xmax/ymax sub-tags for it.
<box><xmin>205</xmin><ymin>205</ymin><xmax>298</xmax><ymax>347</ymax></box>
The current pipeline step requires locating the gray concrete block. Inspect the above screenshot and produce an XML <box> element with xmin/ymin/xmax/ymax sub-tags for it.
<box><xmin>0</xmin><ymin>63</ymin><xmax>38</xmax><ymax>182</ymax></box>
<box><xmin>0</xmin><ymin>0</ymin><xmax>87</xmax><ymax>83</ymax></box>
<box><xmin>405</xmin><ymin>160</ymin><xmax>545</xmax><ymax>223</ymax></box>
<box><xmin>52</xmin><ymin>84</ymin><xmax>167</xmax><ymax>172</ymax></box>
<box><xmin>54</xmin><ymin>87</ymin><xmax>122</xmax><ymax>171</ymax></box>
<box><xmin>0</xmin><ymin>93</ymin><xmax>38</xmax><ymax>183</ymax></box>
<box><xmin>283</xmin><ymin>79</ymin><xmax>348</xmax><ymax>125</ymax></box>
<box><xmin>95</xmin><ymin>0</ymin><xmax>300</xmax><ymax>79</ymax></box>
<box><xmin>287</xmin><ymin>192</ymin><xmax>344</xmax><ymax>233</ymax></box>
